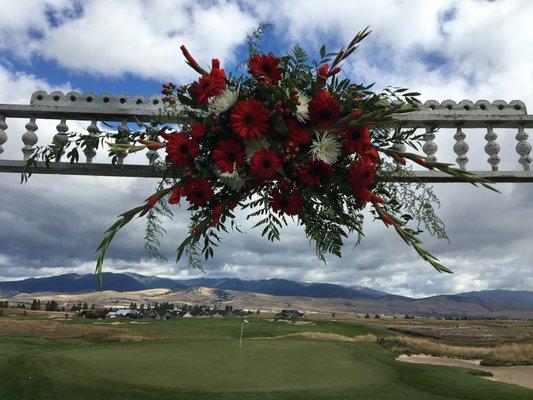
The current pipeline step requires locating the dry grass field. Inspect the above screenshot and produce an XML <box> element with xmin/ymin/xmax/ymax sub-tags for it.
<box><xmin>379</xmin><ymin>336</ymin><xmax>533</xmax><ymax>366</ymax></box>
<box><xmin>340</xmin><ymin>316</ymin><xmax>533</xmax><ymax>345</ymax></box>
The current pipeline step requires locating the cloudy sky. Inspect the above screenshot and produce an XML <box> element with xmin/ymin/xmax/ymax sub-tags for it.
<box><xmin>0</xmin><ymin>0</ymin><xmax>532</xmax><ymax>297</ymax></box>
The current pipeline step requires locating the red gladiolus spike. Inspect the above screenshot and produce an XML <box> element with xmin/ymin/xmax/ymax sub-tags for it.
<box><xmin>393</xmin><ymin>154</ymin><xmax>406</xmax><ymax>165</ymax></box>
<box><xmin>146</xmin><ymin>194</ymin><xmax>160</xmax><ymax>209</ymax></box>
<box><xmin>351</xmin><ymin>110</ymin><xmax>362</xmax><ymax>120</ymax></box>
<box><xmin>382</xmin><ymin>214</ymin><xmax>395</xmax><ymax>225</ymax></box>
<box><xmin>180</xmin><ymin>45</ymin><xmax>208</xmax><ymax>75</ymax></box>
<box><xmin>329</xmin><ymin>66</ymin><xmax>341</xmax><ymax>76</ymax></box>
<box><xmin>413</xmin><ymin>157</ymin><xmax>427</xmax><ymax>167</ymax></box>
<box><xmin>211</xmin><ymin>59</ymin><xmax>220</xmax><ymax>70</ymax></box>
<box><xmin>372</xmin><ymin>194</ymin><xmax>384</xmax><ymax>204</ymax></box>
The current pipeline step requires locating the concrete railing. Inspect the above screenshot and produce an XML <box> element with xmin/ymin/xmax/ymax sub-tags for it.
<box><xmin>0</xmin><ymin>91</ymin><xmax>531</xmax><ymax>181</ymax></box>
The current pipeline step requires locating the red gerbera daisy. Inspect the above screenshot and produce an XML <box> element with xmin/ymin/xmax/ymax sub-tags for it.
<box><xmin>212</xmin><ymin>139</ymin><xmax>245</xmax><ymax>173</ymax></box>
<box><xmin>183</xmin><ymin>178</ymin><xmax>214</xmax><ymax>206</ymax></box>
<box><xmin>165</xmin><ymin>133</ymin><xmax>199</xmax><ymax>167</ymax></box>
<box><xmin>342</xmin><ymin>127</ymin><xmax>371</xmax><ymax>154</ymax></box>
<box><xmin>308</xmin><ymin>89</ymin><xmax>340</xmax><ymax>127</ymax></box>
<box><xmin>348</xmin><ymin>156</ymin><xmax>376</xmax><ymax>188</ymax></box>
<box><xmin>298</xmin><ymin>159</ymin><xmax>333</xmax><ymax>186</ymax></box>
<box><xmin>191</xmin><ymin>122</ymin><xmax>205</xmax><ymax>140</ymax></box>
<box><xmin>231</xmin><ymin>100</ymin><xmax>269</xmax><ymax>139</ymax></box>
<box><xmin>284</xmin><ymin>119</ymin><xmax>311</xmax><ymax>149</ymax></box>
<box><xmin>249</xmin><ymin>54</ymin><xmax>282</xmax><ymax>84</ymax></box>
<box><xmin>250</xmin><ymin>149</ymin><xmax>281</xmax><ymax>181</ymax></box>
<box><xmin>269</xmin><ymin>188</ymin><xmax>303</xmax><ymax>216</ymax></box>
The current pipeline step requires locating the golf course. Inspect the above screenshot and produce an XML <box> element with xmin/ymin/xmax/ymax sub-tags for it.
<box><xmin>1</xmin><ymin>316</ymin><xmax>532</xmax><ymax>399</ymax></box>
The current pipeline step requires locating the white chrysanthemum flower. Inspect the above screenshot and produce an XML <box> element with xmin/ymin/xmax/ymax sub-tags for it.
<box><xmin>218</xmin><ymin>169</ymin><xmax>244</xmax><ymax>191</ymax></box>
<box><xmin>310</xmin><ymin>131</ymin><xmax>342</xmax><ymax>164</ymax></box>
<box><xmin>295</xmin><ymin>89</ymin><xmax>310</xmax><ymax>122</ymax></box>
<box><xmin>244</xmin><ymin>136</ymin><xmax>269</xmax><ymax>159</ymax></box>
<box><xmin>209</xmin><ymin>88</ymin><xmax>238</xmax><ymax>115</ymax></box>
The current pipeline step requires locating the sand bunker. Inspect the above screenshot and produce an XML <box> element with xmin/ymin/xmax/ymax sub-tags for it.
<box><xmin>397</xmin><ymin>354</ymin><xmax>533</xmax><ymax>390</ymax></box>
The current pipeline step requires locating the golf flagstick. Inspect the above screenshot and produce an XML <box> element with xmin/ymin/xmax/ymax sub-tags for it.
<box><xmin>239</xmin><ymin>318</ymin><xmax>249</xmax><ymax>348</ymax></box>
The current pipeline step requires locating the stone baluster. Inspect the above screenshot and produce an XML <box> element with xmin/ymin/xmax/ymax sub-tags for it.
<box><xmin>145</xmin><ymin>122</ymin><xmax>160</xmax><ymax>166</ymax></box>
<box><xmin>84</xmin><ymin>119</ymin><xmax>99</xmax><ymax>163</ymax></box>
<box><xmin>423</xmin><ymin>126</ymin><xmax>438</xmax><ymax>163</ymax></box>
<box><xmin>116</xmin><ymin>119</ymin><xmax>130</xmax><ymax>165</ymax></box>
<box><xmin>453</xmin><ymin>126</ymin><xmax>469</xmax><ymax>170</ymax></box>
<box><xmin>0</xmin><ymin>115</ymin><xmax>7</xmax><ymax>156</ymax></box>
<box><xmin>484</xmin><ymin>124</ymin><xmax>501</xmax><ymax>171</ymax></box>
<box><xmin>22</xmin><ymin>117</ymin><xmax>38</xmax><ymax>161</ymax></box>
<box><xmin>515</xmin><ymin>125</ymin><xmax>532</xmax><ymax>171</ymax></box>
<box><xmin>53</xmin><ymin>117</ymin><xmax>69</xmax><ymax>161</ymax></box>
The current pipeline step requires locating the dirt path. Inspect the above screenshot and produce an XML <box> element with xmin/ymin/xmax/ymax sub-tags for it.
<box><xmin>397</xmin><ymin>354</ymin><xmax>533</xmax><ymax>390</ymax></box>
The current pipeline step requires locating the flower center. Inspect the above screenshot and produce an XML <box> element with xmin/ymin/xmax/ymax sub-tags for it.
<box><xmin>262</xmin><ymin>160</ymin><xmax>272</xmax><ymax>169</ymax></box>
<box><xmin>227</xmin><ymin>153</ymin><xmax>236</xmax><ymax>162</ymax></box>
<box><xmin>311</xmin><ymin>164</ymin><xmax>322</xmax><ymax>175</ymax></box>
<box><xmin>244</xmin><ymin>114</ymin><xmax>253</xmax><ymax>124</ymax></box>
<box><xmin>319</xmin><ymin>110</ymin><xmax>332</xmax><ymax>120</ymax></box>
<box><xmin>195</xmin><ymin>190</ymin><xmax>204</xmax><ymax>198</ymax></box>
<box><xmin>180</xmin><ymin>145</ymin><xmax>189</xmax><ymax>154</ymax></box>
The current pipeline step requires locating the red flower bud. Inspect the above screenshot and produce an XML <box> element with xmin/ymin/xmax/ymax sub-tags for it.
<box><xmin>168</xmin><ymin>186</ymin><xmax>182</xmax><ymax>205</ymax></box>
<box><xmin>180</xmin><ymin>45</ymin><xmax>207</xmax><ymax>75</ymax></box>
<box><xmin>330</xmin><ymin>66</ymin><xmax>341</xmax><ymax>76</ymax></box>
<box><xmin>382</xmin><ymin>214</ymin><xmax>395</xmax><ymax>225</ymax></box>
<box><xmin>351</xmin><ymin>109</ymin><xmax>362</xmax><ymax>120</ymax></box>
<box><xmin>393</xmin><ymin>155</ymin><xmax>406</xmax><ymax>165</ymax></box>
<box><xmin>146</xmin><ymin>194</ymin><xmax>160</xmax><ymax>209</ymax></box>
<box><xmin>317</xmin><ymin>63</ymin><xmax>329</xmax><ymax>80</ymax></box>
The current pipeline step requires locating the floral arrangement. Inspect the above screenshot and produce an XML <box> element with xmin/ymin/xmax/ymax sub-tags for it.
<box><xmin>25</xmin><ymin>27</ymin><xmax>497</xmax><ymax>279</ymax></box>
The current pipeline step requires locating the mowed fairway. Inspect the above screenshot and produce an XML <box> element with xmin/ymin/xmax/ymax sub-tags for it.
<box><xmin>0</xmin><ymin>318</ymin><xmax>532</xmax><ymax>399</ymax></box>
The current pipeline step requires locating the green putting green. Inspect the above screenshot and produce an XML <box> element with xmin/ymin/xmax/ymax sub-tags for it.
<box><xmin>1</xmin><ymin>334</ymin><xmax>531</xmax><ymax>400</ymax></box>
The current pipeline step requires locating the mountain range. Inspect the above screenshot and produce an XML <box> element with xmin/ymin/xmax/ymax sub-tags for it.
<box><xmin>1</xmin><ymin>273</ymin><xmax>532</xmax><ymax>318</ymax></box>
<box><xmin>0</xmin><ymin>272</ymin><xmax>393</xmax><ymax>300</ymax></box>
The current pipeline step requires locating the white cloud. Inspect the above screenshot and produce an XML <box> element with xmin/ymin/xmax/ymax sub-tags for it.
<box><xmin>1</xmin><ymin>0</ymin><xmax>257</xmax><ymax>81</ymax></box>
<box><xmin>0</xmin><ymin>1</ymin><xmax>532</xmax><ymax>297</ymax></box>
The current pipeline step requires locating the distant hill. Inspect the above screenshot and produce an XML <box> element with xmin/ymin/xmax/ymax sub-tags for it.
<box><xmin>181</xmin><ymin>277</ymin><xmax>392</xmax><ymax>300</ymax></box>
<box><xmin>0</xmin><ymin>272</ymin><xmax>186</xmax><ymax>294</ymax></box>
<box><xmin>1</xmin><ymin>273</ymin><xmax>532</xmax><ymax>319</ymax></box>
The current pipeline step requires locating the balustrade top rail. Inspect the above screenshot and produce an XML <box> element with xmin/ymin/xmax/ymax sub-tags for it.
<box><xmin>0</xmin><ymin>91</ymin><xmax>531</xmax><ymax>181</ymax></box>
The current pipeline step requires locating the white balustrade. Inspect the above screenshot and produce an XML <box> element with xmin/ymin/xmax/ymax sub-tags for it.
<box><xmin>53</xmin><ymin>117</ymin><xmax>69</xmax><ymax>161</ymax></box>
<box><xmin>423</xmin><ymin>126</ymin><xmax>438</xmax><ymax>163</ymax></box>
<box><xmin>21</xmin><ymin>117</ymin><xmax>38</xmax><ymax>161</ymax></box>
<box><xmin>145</xmin><ymin>122</ymin><xmax>160</xmax><ymax>166</ymax></box>
<box><xmin>0</xmin><ymin>115</ymin><xmax>7</xmax><ymax>155</ymax></box>
<box><xmin>516</xmin><ymin>125</ymin><xmax>532</xmax><ymax>171</ymax></box>
<box><xmin>484</xmin><ymin>125</ymin><xmax>501</xmax><ymax>171</ymax></box>
<box><xmin>453</xmin><ymin>127</ymin><xmax>468</xmax><ymax>170</ymax></box>
<box><xmin>0</xmin><ymin>93</ymin><xmax>531</xmax><ymax>181</ymax></box>
<box><xmin>84</xmin><ymin>119</ymin><xmax>99</xmax><ymax>163</ymax></box>
<box><xmin>116</xmin><ymin>119</ymin><xmax>130</xmax><ymax>165</ymax></box>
